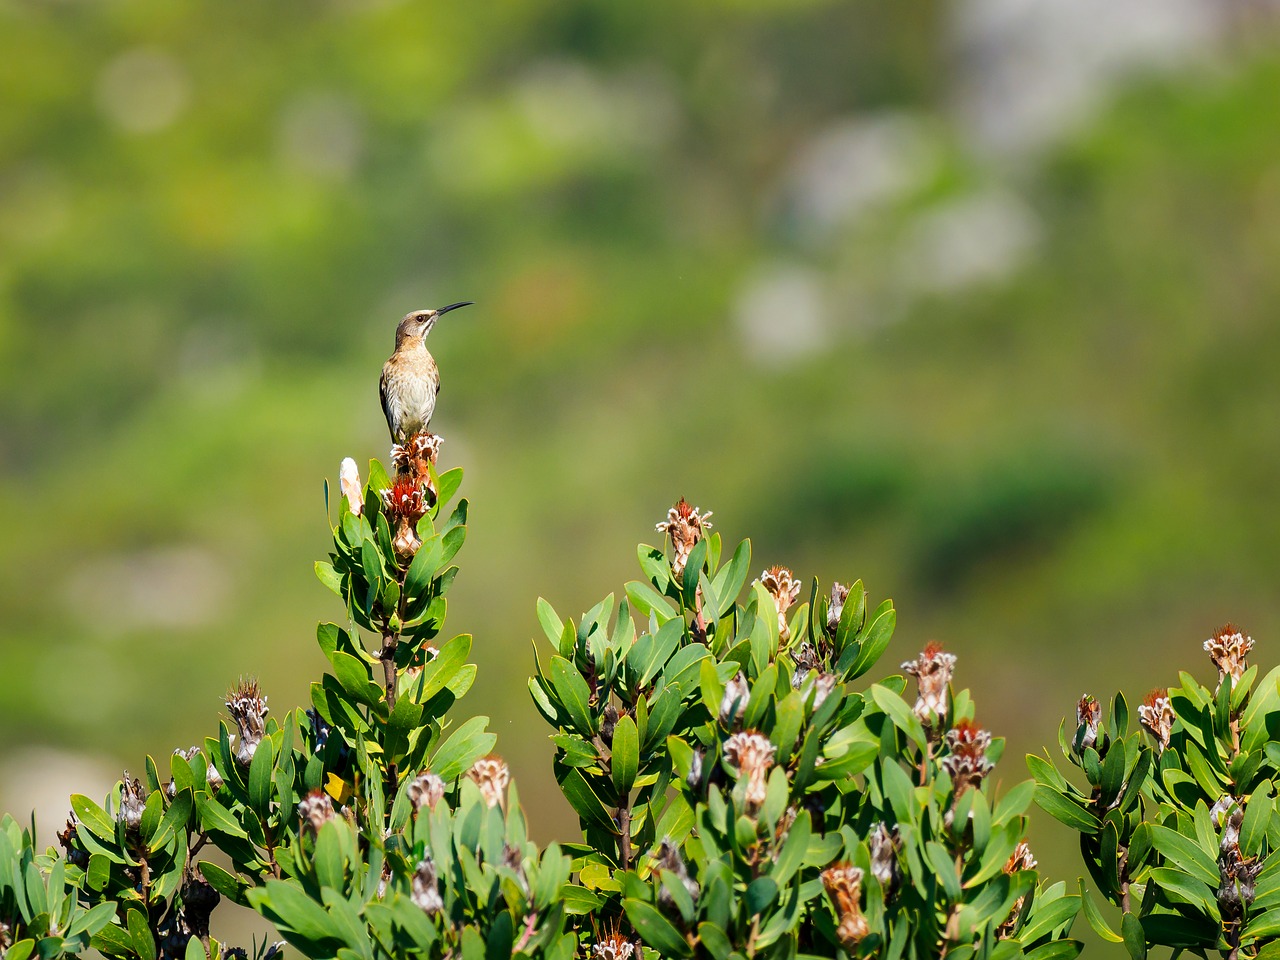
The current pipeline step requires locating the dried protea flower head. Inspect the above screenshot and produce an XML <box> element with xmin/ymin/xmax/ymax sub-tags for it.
<box><xmin>57</xmin><ymin>817</ymin><xmax>88</xmax><ymax>868</ymax></box>
<box><xmin>468</xmin><ymin>755</ymin><xmax>510</xmax><ymax>809</ymax></box>
<box><xmin>1138</xmin><ymin>689</ymin><xmax>1174</xmax><ymax>752</ymax></box>
<box><xmin>407</xmin><ymin>771</ymin><xmax>446</xmax><ymax>816</ymax></box>
<box><xmin>758</xmin><ymin>566</ymin><xmax>801</xmax><ymax>641</ymax></box>
<box><xmin>822</xmin><ymin>863</ymin><xmax>870</xmax><ymax>947</ymax></box>
<box><xmin>591</xmin><ymin>933</ymin><xmax>636</xmax><ymax>960</ymax></box>
<box><xmin>118</xmin><ymin>771</ymin><xmax>147</xmax><ymax>835</ymax></box>
<box><xmin>1205</xmin><ymin>623</ymin><xmax>1254</xmax><ymax>688</ymax></box>
<box><xmin>298</xmin><ymin>790</ymin><xmax>336</xmax><ymax>837</ymax></box>
<box><xmin>179</xmin><ymin>872</ymin><xmax>220</xmax><ymax>941</ymax></box>
<box><xmin>996</xmin><ymin>841</ymin><xmax>1038</xmax><ymax>938</ymax></box>
<box><xmin>411</xmin><ymin>856</ymin><xmax>444</xmax><ymax>916</ymax></box>
<box><xmin>1076</xmin><ymin>695</ymin><xmax>1101</xmax><ymax>751</ymax></box>
<box><xmin>1005</xmin><ymin>841</ymin><xmax>1037</xmax><ymax>874</ymax></box>
<box><xmin>206</xmin><ymin>760</ymin><xmax>224</xmax><ymax>792</ymax></box>
<box><xmin>226</xmin><ymin>678</ymin><xmax>269</xmax><ymax>767</ymax></box>
<box><xmin>942</xmin><ymin>720</ymin><xmax>994</xmax><ymax>796</ymax></box>
<box><xmin>655</xmin><ymin>498</ymin><xmax>713</xmax><ymax>578</ymax></box>
<box><xmin>719</xmin><ymin>672</ymin><xmax>749</xmax><ymax>726</ymax></box>
<box><xmin>724</xmin><ymin>730</ymin><xmax>776</xmax><ymax>815</ymax></box>
<box><xmin>391</xmin><ymin>431</ymin><xmax>443</xmax><ymax>487</ymax></box>
<box><xmin>793</xmin><ymin>668</ymin><xmax>838</xmax><ymax>709</ymax></box>
<box><xmin>868</xmin><ymin>822</ymin><xmax>900</xmax><ymax>893</ymax></box>
<box><xmin>902</xmin><ymin>642</ymin><xmax>956</xmax><ymax>733</ymax></box>
<box><xmin>826</xmin><ymin>581</ymin><xmax>850</xmax><ymax>635</ymax></box>
<box><xmin>339</xmin><ymin>457</ymin><xmax>364</xmax><ymax>516</ymax></box>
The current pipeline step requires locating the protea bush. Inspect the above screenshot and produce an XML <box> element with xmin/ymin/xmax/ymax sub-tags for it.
<box><xmin>0</xmin><ymin>427</ymin><xmax>1257</xmax><ymax>959</ymax></box>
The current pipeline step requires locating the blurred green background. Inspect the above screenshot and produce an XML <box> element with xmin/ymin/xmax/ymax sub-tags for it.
<box><xmin>4</xmin><ymin>0</ymin><xmax>1280</xmax><ymax>948</ymax></box>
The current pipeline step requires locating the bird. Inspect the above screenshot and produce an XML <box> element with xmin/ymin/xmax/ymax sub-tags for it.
<box><xmin>379</xmin><ymin>302</ymin><xmax>473</xmax><ymax>442</ymax></box>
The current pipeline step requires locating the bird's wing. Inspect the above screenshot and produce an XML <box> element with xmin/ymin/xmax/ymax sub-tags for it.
<box><xmin>379</xmin><ymin>366</ymin><xmax>394</xmax><ymax>441</ymax></box>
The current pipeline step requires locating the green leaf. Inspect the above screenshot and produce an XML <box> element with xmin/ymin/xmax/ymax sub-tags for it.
<box><xmin>1121</xmin><ymin>912</ymin><xmax>1146</xmax><ymax>960</ymax></box>
<box><xmin>745</xmin><ymin>877</ymin><xmax>778</xmax><ymax>916</ymax></box>
<box><xmin>697</xmin><ymin>922</ymin><xmax>733</xmax><ymax>960</ymax></box>
<box><xmin>67</xmin><ymin>902</ymin><xmax>118</xmax><ymax>939</ymax></box>
<box><xmin>1023</xmin><ymin>943</ymin><xmax>1083</xmax><ymax>960</ymax></box>
<box><xmin>994</xmin><ymin>780</ymin><xmax>1036</xmax><ymax>824</ymax></box>
<box><xmin>149</xmin><ymin>789</ymin><xmax>194</xmax><ymax>852</ymax></box>
<box><xmin>623</xmin><ymin>899</ymin><xmax>692</xmax><ymax>957</ymax></box>
<box><xmin>1078</xmin><ymin>880</ymin><xmax>1124</xmax><ymax>943</ymax></box>
<box><xmin>559</xmin><ymin>884</ymin><xmax>603</xmax><ymax>915</ymax></box>
<box><xmin>1146</xmin><ymin>867</ymin><xmax>1217</xmax><ymax>916</ymax></box>
<box><xmin>86</xmin><ymin>853</ymin><xmax>111</xmax><ymax>891</ymax></box>
<box><xmin>431</xmin><ymin>716</ymin><xmax>496</xmax><ymax>781</ymax></box>
<box><xmin>127</xmin><ymin>908</ymin><xmax>156</xmax><ymax>960</ymax></box>
<box><xmin>1019</xmin><ymin>895</ymin><xmax>1080</xmax><ymax>944</ymax></box>
<box><xmin>611</xmin><ymin>715</ymin><xmax>639</xmax><ymax>795</ymax></box>
<box><xmin>196</xmin><ymin>794</ymin><xmax>248</xmax><ymax>840</ymax></box>
<box><xmin>329</xmin><ymin>650</ymin><xmax>381</xmax><ymax>708</ymax></box>
<box><xmin>315</xmin><ymin>561</ymin><xmax>342</xmax><ymax>597</ymax></box>
<box><xmin>848</xmin><ymin>605</ymin><xmax>895</xmax><ymax>679</ymax></box>
<box><xmin>1147</xmin><ymin>824</ymin><xmax>1219</xmax><ymax>886</ymax></box>
<box><xmin>1241</xmin><ymin>788</ymin><xmax>1271</xmax><ymax>859</ymax></box>
<box><xmin>710</xmin><ymin>539</ymin><xmax>751</xmax><ymax>617</ymax></box>
<box><xmin>536</xmin><ymin>598</ymin><xmax>564</xmax><ymax>647</ymax></box>
<box><xmin>247</xmin><ymin>736</ymin><xmax>275</xmax><ymax>816</ymax></box>
<box><xmin>403</xmin><ymin>533</ymin><xmax>443</xmax><ymax>602</ymax></box>
<box><xmin>198</xmin><ymin>861</ymin><xmax>249</xmax><ymax>903</ymax></box>
<box><xmin>549</xmin><ymin>656</ymin><xmax>595</xmax><ymax>736</ymax></box>
<box><xmin>870</xmin><ymin>684</ymin><xmax>926</xmax><ymax>749</ymax></box>
<box><xmin>1033</xmin><ymin>785</ymin><xmax>1101</xmax><ymax>834</ymax></box>
<box><xmin>558</xmin><ymin>768</ymin><xmax>615</xmax><ymax>831</ymax></box>
<box><xmin>70</xmin><ymin>794</ymin><xmax>116</xmax><ymax>842</ymax></box>
<box><xmin>250</xmin><ymin>878</ymin><xmax>343</xmax><ymax>943</ymax></box>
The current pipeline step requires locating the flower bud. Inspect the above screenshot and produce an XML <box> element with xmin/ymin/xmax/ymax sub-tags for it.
<box><xmin>1138</xmin><ymin>689</ymin><xmax>1174</xmax><ymax>752</ymax></box>
<box><xmin>412</xmin><ymin>856</ymin><xmax>444</xmax><ymax>916</ymax></box>
<box><xmin>826</xmin><ymin>582</ymin><xmax>850</xmax><ymax>635</ymax></box>
<box><xmin>902</xmin><ymin>642</ymin><xmax>956</xmax><ymax>732</ymax></box>
<box><xmin>1076</xmin><ymin>695</ymin><xmax>1100</xmax><ymax>752</ymax></box>
<box><xmin>468</xmin><ymin>756</ymin><xmax>510</xmax><ymax>809</ymax></box>
<box><xmin>298</xmin><ymin>790</ymin><xmax>336</xmax><ymax>837</ymax></box>
<box><xmin>339</xmin><ymin>458</ymin><xmax>364</xmax><ymax>516</ymax></box>
<box><xmin>941</xmin><ymin>721</ymin><xmax>994</xmax><ymax>796</ymax></box>
<box><xmin>655</xmin><ymin>499</ymin><xmax>713</xmax><ymax>578</ymax></box>
<box><xmin>757</xmin><ymin>566</ymin><xmax>801</xmax><ymax>641</ymax></box>
<box><xmin>407</xmin><ymin>771</ymin><xmax>446</xmax><ymax>815</ymax></box>
<box><xmin>118</xmin><ymin>772</ymin><xmax>146</xmax><ymax>835</ymax></box>
<box><xmin>869</xmin><ymin>822</ymin><xmax>900</xmax><ymax>894</ymax></box>
<box><xmin>719</xmin><ymin>673</ymin><xmax>749</xmax><ymax>726</ymax></box>
<box><xmin>821</xmin><ymin>863</ymin><xmax>869</xmax><ymax>947</ymax></box>
<box><xmin>724</xmin><ymin>731</ymin><xmax>776</xmax><ymax>815</ymax></box>
<box><xmin>1205</xmin><ymin>623</ymin><xmax>1253</xmax><ymax>689</ymax></box>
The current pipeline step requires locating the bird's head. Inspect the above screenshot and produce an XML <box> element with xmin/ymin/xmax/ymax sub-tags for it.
<box><xmin>395</xmin><ymin>302</ymin><xmax>474</xmax><ymax>346</ymax></box>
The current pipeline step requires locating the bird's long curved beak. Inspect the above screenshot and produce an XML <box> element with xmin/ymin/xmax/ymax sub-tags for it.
<box><xmin>435</xmin><ymin>301</ymin><xmax>475</xmax><ymax>317</ymax></box>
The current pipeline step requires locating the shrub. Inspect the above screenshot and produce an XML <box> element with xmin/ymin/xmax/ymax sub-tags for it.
<box><xmin>4</xmin><ymin>435</ymin><xmax>1078</xmax><ymax>959</ymax></box>
<box><xmin>1033</xmin><ymin>624</ymin><xmax>1280</xmax><ymax>959</ymax></box>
